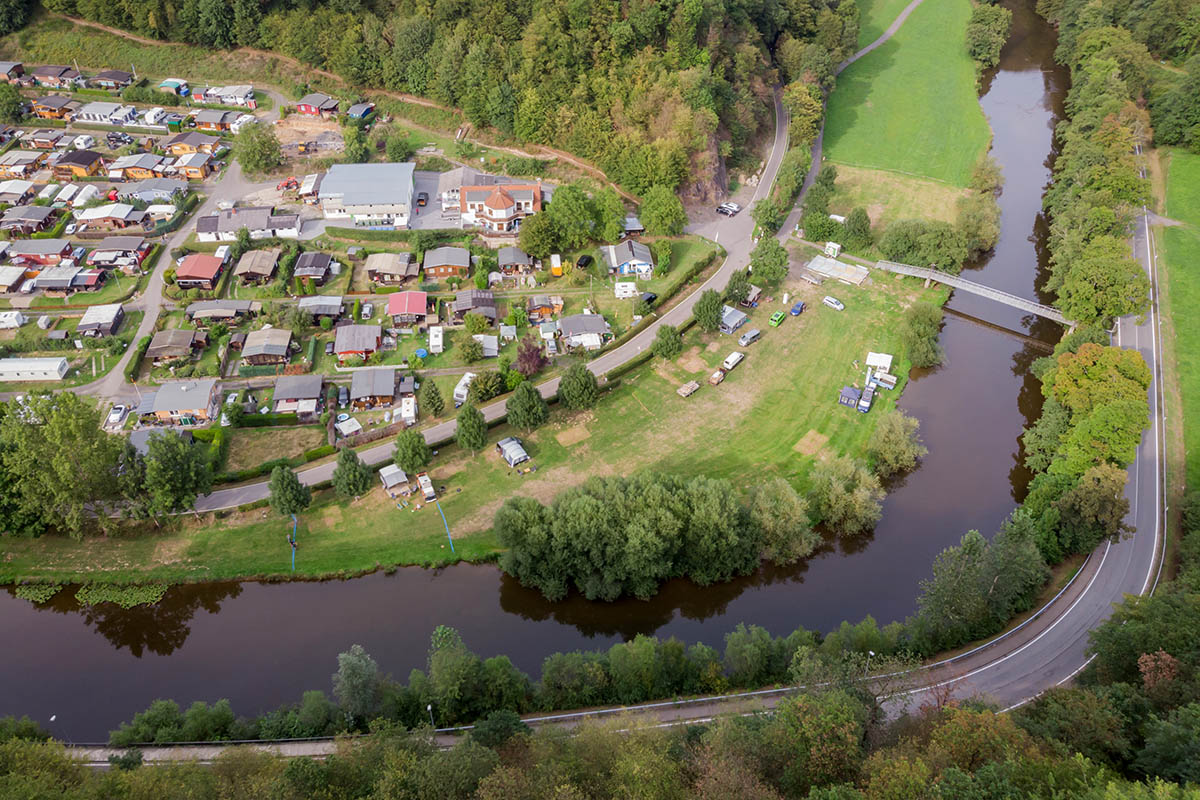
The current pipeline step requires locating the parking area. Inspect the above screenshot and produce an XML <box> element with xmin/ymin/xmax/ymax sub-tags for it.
<box><xmin>409</xmin><ymin>169</ymin><xmax>459</xmax><ymax>230</ymax></box>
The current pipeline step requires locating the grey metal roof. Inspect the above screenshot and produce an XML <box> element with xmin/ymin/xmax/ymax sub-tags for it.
<box><xmin>196</xmin><ymin>207</ymin><xmax>299</xmax><ymax>234</ymax></box>
<box><xmin>423</xmin><ymin>246</ymin><xmax>470</xmax><ymax>270</ymax></box>
<box><xmin>604</xmin><ymin>240</ymin><xmax>653</xmax><ymax>269</ymax></box>
<box><xmin>294</xmin><ymin>251</ymin><xmax>332</xmax><ymax>277</ymax></box>
<box><xmin>146</xmin><ymin>328</ymin><xmax>199</xmax><ymax>358</ymax></box>
<box><xmin>186</xmin><ymin>299</ymin><xmax>256</xmax><ymax>318</ymax></box>
<box><xmin>1</xmin><ymin>205</ymin><xmax>53</xmax><ymax>224</ymax></box>
<box><xmin>118</xmin><ymin>177</ymin><xmax>187</xmax><ymax>200</ymax></box>
<box><xmin>241</xmin><ymin>327</ymin><xmax>292</xmax><ymax>358</ymax></box>
<box><xmin>298</xmin><ymin>295</ymin><xmax>342</xmax><ymax>315</ymax></box>
<box><xmin>152</xmin><ymin>379</ymin><xmax>217</xmax><ymax>413</ymax></box>
<box><xmin>318</xmin><ymin>162</ymin><xmax>413</xmax><ymax>208</ymax></box>
<box><xmin>497</xmin><ymin>246</ymin><xmax>531</xmax><ymax>266</ymax></box>
<box><xmin>350</xmin><ymin>367</ymin><xmax>395</xmax><ymax>399</ymax></box>
<box><xmin>94</xmin><ymin>235</ymin><xmax>146</xmax><ymax>251</ymax></box>
<box><xmin>77</xmin><ymin>303</ymin><xmax>122</xmax><ymax>330</ymax></box>
<box><xmin>334</xmin><ymin>324</ymin><xmax>381</xmax><ymax>354</ymax></box>
<box><xmin>364</xmin><ymin>251</ymin><xmax>416</xmax><ymax>277</ymax></box>
<box><xmin>298</xmin><ymin>92</ymin><xmax>338</xmax><ymax>110</ymax></box>
<box><xmin>274</xmin><ymin>374</ymin><xmax>324</xmax><ymax>402</ymax></box>
<box><xmin>7</xmin><ymin>239</ymin><xmax>70</xmax><ymax>256</ymax></box>
<box><xmin>557</xmin><ymin>313</ymin><xmax>611</xmax><ymax>339</ymax></box>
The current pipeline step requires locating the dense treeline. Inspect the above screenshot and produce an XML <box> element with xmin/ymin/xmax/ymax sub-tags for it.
<box><xmin>1037</xmin><ymin>2</ymin><xmax>1153</xmax><ymax>325</ymax></box>
<box><xmin>40</xmin><ymin>0</ymin><xmax>860</xmax><ymax>196</ymax></box>
<box><xmin>4</xmin><ymin>529</ymin><xmax>1198</xmax><ymax>796</ymax></box>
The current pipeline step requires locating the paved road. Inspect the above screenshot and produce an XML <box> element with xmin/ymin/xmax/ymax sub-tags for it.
<box><xmin>193</xmin><ymin>92</ymin><xmax>790</xmax><ymax>511</ymax></box>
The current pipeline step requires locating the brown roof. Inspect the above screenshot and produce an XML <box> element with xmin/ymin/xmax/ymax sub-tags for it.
<box><xmin>233</xmin><ymin>247</ymin><xmax>281</xmax><ymax>278</ymax></box>
<box><xmin>484</xmin><ymin>186</ymin><xmax>514</xmax><ymax>211</ymax></box>
<box><xmin>176</xmin><ymin>253</ymin><xmax>224</xmax><ymax>281</ymax></box>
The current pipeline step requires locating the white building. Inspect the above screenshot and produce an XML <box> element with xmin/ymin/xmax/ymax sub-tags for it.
<box><xmin>317</xmin><ymin>162</ymin><xmax>414</xmax><ymax>229</ymax></box>
<box><xmin>0</xmin><ymin>357</ymin><xmax>68</xmax><ymax>381</ymax></box>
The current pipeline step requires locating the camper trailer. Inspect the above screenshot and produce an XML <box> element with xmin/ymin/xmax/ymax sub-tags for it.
<box><xmin>453</xmin><ymin>372</ymin><xmax>476</xmax><ymax>408</ymax></box>
<box><xmin>416</xmin><ymin>471</ymin><xmax>436</xmax><ymax>502</ymax></box>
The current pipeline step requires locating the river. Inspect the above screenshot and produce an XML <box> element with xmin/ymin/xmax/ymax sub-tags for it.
<box><xmin>0</xmin><ymin>0</ymin><xmax>1069</xmax><ymax>741</ymax></box>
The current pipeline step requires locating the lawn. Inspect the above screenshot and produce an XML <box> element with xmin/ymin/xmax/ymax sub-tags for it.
<box><xmin>224</xmin><ymin>425</ymin><xmax>329</xmax><ymax>472</ymax></box>
<box><xmin>30</xmin><ymin>272</ymin><xmax>143</xmax><ymax>308</ymax></box>
<box><xmin>823</xmin><ymin>0</ymin><xmax>989</xmax><ymax>187</ymax></box>
<box><xmin>0</xmin><ymin>268</ymin><xmax>946</xmax><ymax>585</ymax></box>
<box><xmin>0</xmin><ymin>311</ymin><xmax>143</xmax><ymax>392</ymax></box>
<box><xmin>1161</xmin><ymin>149</ymin><xmax>1200</xmax><ymax>487</ymax></box>
<box><xmin>827</xmin><ymin>165</ymin><xmax>971</xmax><ymax>241</ymax></box>
<box><xmin>855</xmin><ymin>0</ymin><xmax>916</xmax><ymax>48</ymax></box>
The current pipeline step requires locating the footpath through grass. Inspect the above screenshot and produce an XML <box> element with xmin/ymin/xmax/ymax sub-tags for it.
<box><xmin>1161</xmin><ymin>149</ymin><xmax>1200</xmax><ymax>487</ymax></box>
<box><xmin>824</xmin><ymin>0</ymin><xmax>989</xmax><ymax>187</ymax></box>
<box><xmin>855</xmin><ymin>0</ymin><xmax>915</xmax><ymax>48</ymax></box>
<box><xmin>0</xmin><ymin>268</ymin><xmax>946</xmax><ymax>586</ymax></box>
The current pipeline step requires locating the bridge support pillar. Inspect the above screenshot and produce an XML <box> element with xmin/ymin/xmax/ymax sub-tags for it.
<box><xmin>924</xmin><ymin>277</ymin><xmax>932</xmax><ymax>289</ymax></box>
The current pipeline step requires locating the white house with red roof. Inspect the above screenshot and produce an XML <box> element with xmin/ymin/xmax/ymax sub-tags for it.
<box><xmin>387</xmin><ymin>290</ymin><xmax>428</xmax><ymax>326</ymax></box>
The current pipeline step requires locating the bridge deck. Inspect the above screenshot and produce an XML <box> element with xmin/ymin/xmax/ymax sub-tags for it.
<box><xmin>875</xmin><ymin>261</ymin><xmax>1068</xmax><ymax>325</ymax></box>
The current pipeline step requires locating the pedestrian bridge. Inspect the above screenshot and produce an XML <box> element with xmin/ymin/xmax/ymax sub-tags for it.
<box><xmin>875</xmin><ymin>261</ymin><xmax>1069</xmax><ymax>326</ymax></box>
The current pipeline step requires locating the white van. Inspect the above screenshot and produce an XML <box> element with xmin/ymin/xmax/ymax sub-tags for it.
<box><xmin>722</xmin><ymin>351</ymin><xmax>745</xmax><ymax>371</ymax></box>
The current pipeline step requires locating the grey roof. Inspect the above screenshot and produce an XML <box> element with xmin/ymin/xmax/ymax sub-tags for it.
<box><xmin>93</xmin><ymin>70</ymin><xmax>133</xmax><ymax>83</ymax></box>
<box><xmin>334</xmin><ymin>324</ymin><xmax>381</xmax><ymax>354</ymax></box>
<box><xmin>33</xmin><ymin>266</ymin><xmax>80</xmax><ymax>288</ymax></box>
<box><xmin>1</xmin><ymin>205</ymin><xmax>53</xmax><ymax>224</ymax></box>
<box><xmin>604</xmin><ymin>240</ymin><xmax>653</xmax><ymax>269</ymax></box>
<box><xmin>298</xmin><ymin>92</ymin><xmax>338</xmax><ymax>110</ymax></box>
<box><xmin>453</xmin><ymin>289</ymin><xmax>495</xmax><ymax>314</ymax></box>
<box><xmin>424</xmin><ymin>246</ymin><xmax>470</xmax><ymax>270</ymax></box>
<box><xmin>380</xmin><ymin>463</ymin><xmax>408</xmax><ymax>488</ymax></box>
<box><xmin>118</xmin><ymin>177</ymin><xmax>187</xmax><ymax>200</ymax></box>
<box><xmin>165</xmin><ymin>131</ymin><xmax>219</xmax><ymax>148</ymax></box>
<box><xmin>347</xmin><ymin>102</ymin><xmax>374</xmax><ymax>116</ymax></box>
<box><xmin>557</xmin><ymin>313</ymin><xmax>610</xmax><ymax>338</ymax></box>
<box><xmin>318</xmin><ymin>162</ymin><xmax>414</xmax><ymax>208</ymax></box>
<box><xmin>472</xmin><ymin>334</ymin><xmax>499</xmax><ymax>357</ymax></box>
<box><xmin>298</xmin><ymin>295</ymin><xmax>342</xmax><ymax>316</ymax></box>
<box><xmin>497</xmin><ymin>246</ymin><xmax>531</xmax><ymax>266</ymax></box>
<box><xmin>196</xmin><ymin>207</ymin><xmax>299</xmax><ymax>235</ymax></box>
<box><xmin>186</xmin><ymin>299</ymin><xmax>257</xmax><ymax>318</ymax></box>
<box><xmin>350</xmin><ymin>367</ymin><xmax>395</xmax><ymax>399</ymax></box>
<box><xmin>273</xmin><ymin>374</ymin><xmax>323</xmax><ymax>402</ymax></box>
<box><xmin>497</xmin><ymin>437</ymin><xmax>529</xmax><ymax>466</ymax></box>
<box><xmin>147</xmin><ymin>328</ymin><xmax>199</xmax><ymax>359</ymax></box>
<box><xmin>624</xmin><ymin>215</ymin><xmax>644</xmax><ymax>231</ymax></box>
<box><xmin>152</xmin><ymin>379</ymin><xmax>217</xmax><ymax>413</ymax></box>
<box><xmin>77</xmin><ymin>303</ymin><xmax>122</xmax><ymax>330</ymax></box>
<box><xmin>294</xmin><ymin>251</ymin><xmax>332</xmax><ymax>277</ymax></box>
<box><xmin>7</xmin><ymin>239</ymin><xmax>70</xmax><ymax>256</ymax></box>
<box><xmin>35</xmin><ymin>95</ymin><xmax>74</xmax><ymax>109</ymax></box>
<box><xmin>721</xmin><ymin>305</ymin><xmax>749</xmax><ymax>329</ymax></box>
<box><xmin>364</xmin><ymin>251</ymin><xmax>416</xmax><ymax>277</ymax></box>
<box><xmin>397</xmin><ymin>375</ymin><xmax>415</xmax><ymax>394</ymax></box>
<box><xmin>109</xmin><ymin>153</ymin><xmax>165</xmax><ymax>171</ymax></box>
<box><xmin>56</xmin><ymin>149</ymin><xmax>103</xmax><ymax>168</ymax></box>
<box><xmin>242</xmin><ymin>327</ymin><xmax>292</xmax><ymax>358</ymax></box>
<box><xmin>233</xmin><ymin>247</ymin><xmax>281</xmax><ymax>277</ymax></box>
<box><xmin>128</xmin><ymin>427</ymin><xmax>193</xmax><ymax>456</ymax></box>
<box><xmin>194</xmin><ymin>109</ymin><xmax>237</xmax><ymax>125</ymax></box>
<box><xmin>94</xmin><ymin>235</ymin><xmax>146</xmax><ymax>251</ymax></box>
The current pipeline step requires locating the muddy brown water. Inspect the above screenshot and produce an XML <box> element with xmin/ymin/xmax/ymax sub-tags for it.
<box><xmin>0</xmin><ymin>0</ymin><xmax>1068</xmax><ymax>741</ymax></box>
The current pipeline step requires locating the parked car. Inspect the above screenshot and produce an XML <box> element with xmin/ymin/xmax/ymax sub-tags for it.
<box><xmin>64</xmin><ymin>223</ymin><xmax>77</xmax><ymax>236</ymax></box>
<box><xmin>640</xmin><ymin>292</ymin><xmax>657</xmax><ymax>305</ymax></box>
<box><xmin>577</xmin><ymin>254</ymin><xmax>593</xmax><ymax>269</ymax></box>
<box><xmin>708</xmin><ymin>369</ymin><xmax>726</xmax><ymax>386</ymax></box>
<box><xmin>324</xmin><ymin>341</ymin><xmax>334</xmax><ymax>356</ymax></box>
<box><xmin>338</xmin><ymin>386</ymin><xmax>348</xmax><ymax>408</ymax></box>
<box><xmin>822</xmin><ymin>296</ymin><xmax>845</xmax><ymax>311</ymax></box>
<box><xmin>416</xmin><ymin>191</ymin><xmax>428</xmax><ymax>207</ymax></box>
<box><xmin>716</xmin><ymin>202</ymin><xmax>741</xmax><ymax>217</ymax></box>
<box><xmin>105</xmin><ymin>404</ymin><xmax>127</xmax><ymax>427</ymax></box>
<box><xmin>738</xmin><ymin>328</ymin><xmax>761</xmax><ymax>346</ymax></box>
<box><xmin>361</xmin><ymin>303</ymin><xmax>373</xmax><ymax>319</ymax></box>
<box><xmin>789</xmin><ymin>301</ymin><xmax>806</xmax><ymax>316</ymax></box>
<box><xmin>722</xmin><ymin>351</ymin><xmax>745</xmax><ymax>372</ymax></box>
<box><xmin>769</xmin><ymin>311</ymin><xmax>786</xmax><ymax>327</ymax></box>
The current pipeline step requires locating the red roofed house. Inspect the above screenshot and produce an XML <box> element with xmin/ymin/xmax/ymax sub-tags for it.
<box><xmin>175</xmin><ymin>253</ymin><xmax>225</xmax><ymax>290</ymax></box>
<box><xmin>460</xmin><ymin>182</ymin><xmax>543</xmax><ymax>233</ymax></box>
<box><xmin>387</xmin><ymin>290</ymin><xmax>427</xmax><ymax>326</ymax></box>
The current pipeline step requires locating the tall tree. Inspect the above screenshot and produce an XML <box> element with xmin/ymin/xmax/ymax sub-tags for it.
<box><xmin>394</xmin><ymin>429</ymin><xmax>432</xmax><ymax>474</ymax></box>
<box><xmin>268</xmin><ymin>466</ymin><xmax>311</xmax><ymax>516</ymax></box>
<box><xmin>807</xmin><ymin>455</ymin><xmax>884</xmax><ymax>536</ymax></box>
<box><xmin>694</xmin><ymin>288</ymin><xmax>724</xmax><ymax>332</ymax></box>
<box><xmin>332</xmin><ymin>644</ymin><xmax>380</xmax><ymax>725</ymax></box>
<box><xmin>505</xmin><ymin>380</ymin><xmax>548</xmax><ymax>432</ymax></box>
<box><xmin>640</xmin><ymin>185</ymin><xmax>686</xmax><ymax>236</ymax></box>
<box><xmin>144</xmin><ymin>431</ymin><xmax>213</xmax><ymax>515</ymax></box>
<box><xmin>651</xmin><ymin>324</ymin><xmax>683</xmax><ymax>359</ymax></box>
<box><xmin>867</xmin><ymin>411</ymin><xmax>928</xmax><ymax>478</ymax></box>
<box><xmin>750</xmin><ymin>237</ymin><xmax>789</xmax><ymax>284</ymax></box>
<box><xmin>455</xmin><ymin>404</ymin><xmax>487</xmax><ymax>454</ymax></box>
<box><xmin>594</xmin><ymin>187</ymin><xmax>626</xmax><ymax>242</ymax></box>
<box><xmin>749</xmin><ymin>478</ymin><xmax>819</xmax><ymax>564</ymax></box>
<box><xmin>0</xmin><ymin>83</ymin><xmax>23</xmax><ymax>124</ymax></box>
<box><xmin>235</xmin><ymin>123</ymin><xmax>283</xmax><ymax>174</ymax></box>
<box><xmin>419</xmin><ymin>379</ymin><xmax>444</xmax><ymax>418</ymax></box>
<box><xmin>515</xmin><ymin>336</ymin><xmax>548</xmax><ymax>376</ymax></box>
<box><xmin>331</xmin><ymin>447</ymin><xmax>372</xmax><ymax>499</ymax></box>
<box><xmin>557</xmin><ymin>364</ymin><xmax>599</xmax><ymax>411</ymax></box>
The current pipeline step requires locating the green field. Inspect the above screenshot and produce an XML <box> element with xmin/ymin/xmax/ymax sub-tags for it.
<box><xmin>1162</xmin><ymin>150</ymin><xmax>1200</xmax><ymax>486</ymax></box>
<box><xmin>855</xmin><ymin>0</ymin><xmax>915</xmax><ymax>48</ymax></box>
<box><xmin>824</xmin><ymin>0</ymin><xmax>989</xmax><ymax>187</ymax></box>
<box><xmin>0</xmin><ymin>268</ymin><xmax>947</xmax><ymax>586</ymax></box>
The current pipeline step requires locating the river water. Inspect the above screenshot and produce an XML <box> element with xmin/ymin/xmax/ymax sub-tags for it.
<box><xmin>0</xmin><ymin>0</ymin><xmax>1069</xmax><ymax>741</ymax></box>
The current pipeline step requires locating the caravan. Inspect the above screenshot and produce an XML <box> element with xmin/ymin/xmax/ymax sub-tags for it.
<box><xmin>453</xmin><ymin>372</ymin><xmax>476</xmax><ymax>408</ymax></box>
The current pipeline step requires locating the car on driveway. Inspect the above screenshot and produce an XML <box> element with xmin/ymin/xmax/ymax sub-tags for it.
<box><xmin>416</xmin><ymin>191</ymin><xmax>428</xmax><ymax>207</ymax></box>
<box><xmin>325</xmin><ymin>341</ymin><xmax>334</xmax><ymax>356</ymax></box>
<box><xmin>105</xmin><ymin>404</ymin><xmax>127</xmax><ymax>427</ymax></box>
<box><xmin>338</xmin><ymin>386</ymin><xmax>348</xmax><ymax>408</ymax></box>
<box><xmin>822</xmin><ymin>296</ymin><xmax>845</xmax><ymax>311</ymax></box>
<box><xmin>790</xmin><ymin>301</ymin><xmax>806</xmax><ymax>316</ymax></box>
<box><xmin>716</xmin><ymin>202</ymin><xmax>742</xmax><ymax>216</ymax></box>
<box><xmin>577</xmin><ymin>254</ymin><xmax>593</xmax><ymax>269</ymax></box>
<box><xmin>769</xmin><ymin>311</ymin><xmax>786</xmax><ymax>327</ymax></box>
<box><xmin>738</xmin><ymin>328</ymin><xmax>761</xmax><ymax>346</ymax></box>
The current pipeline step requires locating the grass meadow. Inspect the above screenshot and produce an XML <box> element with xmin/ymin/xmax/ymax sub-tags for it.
<box><xmin>1162</xmin><ymin>150</ymin><xmax>1200</xmax><ymax>487</ymax></box>
<box><xmin>0</xmin><ymin>267</ymin><xmax>948</xmax><ymax>586</ymax></box>
<box><xmin>823</xmin><ymin>0</ymin><xmax>990</xmax><ymax>187</ymax></box>
<box><xmin>855</xmin><ymin>0</ymin><xmax>916</xmax><ymax>48</ymax></box>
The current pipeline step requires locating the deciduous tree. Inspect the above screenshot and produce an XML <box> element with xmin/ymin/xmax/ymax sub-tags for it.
<box><xmin>641</xmin><ymin>185</ymin><xmax>686</xmax><ymax>236</ymax></box>
<box><xmin>694</xmin><ymin>288</ymin><xmax>724</xmax><ymax>332</ymax></box>
<box><xmin>332</xmin><ymin>644</ymin><xmax>379</xmax><ymax>724</ymax></box>
<box><xmin>557</xmin><ymin>363</ymin><xmax>599</xmax><ymax>410</ymax></box>
<box><xmin>807</xmin><ymin>456</ymin><xmax>884</xmax><ymax>536</ymax></box>
<box><xmin>144</xmin><ymin>430</ymin><xmax>213</xmax><ymax>515</ymax></box>
<box><xmin>515</xmin><ymin>335</ymin><xmax>547</xmax><ymax>376</ymax></box>
<box><xmin>749</xmin><ymin>478</ymin><xmax>819</xmax><ymax>564</ymax></box>
<box><xmin>394</xmin><ymin>429</ymin><xmax>431</xmax><ymax>474</ymax></box>
<box><xmin>651</xmin><ymin>324</ymin><xmax>683</xmax><ymax>359</ymax></box>
<box><xmin>867</xmin><ymin>410</ymin><xmax>928</xmax><ymax>478</ymax></box>
<box><xmin>750</xmin><ymin>237</ymin><xmax>789</xmax><ymax>284</ymax></box>
<box><xmin>235</xmin><ymin>123</ymin><xmax>283</xmax><ymax>174</ymax></box>
<box><xmin>505</xmin><ymin>380</ymin><xmax>548</xmax><ymax>432</ymax></box>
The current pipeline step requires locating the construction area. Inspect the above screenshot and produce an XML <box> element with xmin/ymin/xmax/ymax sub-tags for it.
<box><xmin>273</xmin><ymin>115</ymin><xmax>344</xmax><ymax>159</ymax></box>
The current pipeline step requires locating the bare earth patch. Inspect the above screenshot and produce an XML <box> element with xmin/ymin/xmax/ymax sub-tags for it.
<box><xmin>794</xmin><ymin>429</ymin><xmax>830</xmax><ymax>456</ymax></box>
<box><xmin>706</xmin><ymin>341</ymin><xmax>720</xmax><ymax>352</ymax></box>
<box><xmin>677</xmin><ymin>347</ymin><xmax>707</xmax><ymax>373</ymax></box>
<box><xmin>556</xmin><ymin>425</ymin><xmax>592</xmax><ymax>447</ymax></box>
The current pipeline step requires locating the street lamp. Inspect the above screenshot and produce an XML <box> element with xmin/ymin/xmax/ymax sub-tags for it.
<box><xmin>865</xmin><ymin>650</ymin><xmax>876</xmax><ymax>677</ymax></box>
<box><xmin>426</xmin><ymin>703</ymin><xmax>435</xmax><ymax>728</ymax></box>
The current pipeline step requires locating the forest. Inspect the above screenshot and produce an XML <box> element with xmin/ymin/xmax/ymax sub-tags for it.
<box><xmin>29</xmin><ymin>0</ymin><xmax>861</xmax><ymax>198</ymax></box>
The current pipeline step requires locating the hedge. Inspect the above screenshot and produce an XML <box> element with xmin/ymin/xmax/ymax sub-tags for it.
<box><xmin>31</xmin><ymin>216</ymin><xmax>68</xmax><ymax>240</ymax></box>
<box><xmin>323</xmin><ymin>227</ymin><xmax>468</xmax><ymax>243</ymax></box>
<box><xmin>214</xmin><ymin>443</ymin><xmax>336</xmax><ymax>484</ymax></box>
<box><xmin>192</xmin><ymin>426</ymin><xmax>230</xmax><ymax>473</ymax></box>
<box><xmin>124</xmin><ymin>336</ymin><xmax>151</xmax><ymax>382</ymax></box>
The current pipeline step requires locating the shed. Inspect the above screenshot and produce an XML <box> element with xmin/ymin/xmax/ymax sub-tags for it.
<box><xmin>865</xmin><ymin>352</ymin><xmax>894</xmax><ymax>374</ymax></box>
<box><xmin>241</xmin><ymin>327</ymin><xmax>293</xmax><ymax>364</ymax></box>
<box><xmin>335</xmin><ymin>417</ymin><xmax>363</xmax><ymax>437</ymax></box>
<box><xmin>719</xmin><ymin>305</ymin><xmax>749</xmax><ymax>334</ymax></box>
<box><xmin>350</xmin><ymin>367</ymin><xmax>395</xmax><ymax>407</ymax></box>
<box><xmin>472</xmin><ymin>334</ymin><xmax>499</xmax><ymax>358</ymax></box>
<box><xmin>76</xmin><ymin>303</ymin><xmax>124</xmax><ymax>337</ymax></box>
<box><xmin>838</xmin><ymin>386</ymin><xmax>861</xmax><ymax>408</ymax></box>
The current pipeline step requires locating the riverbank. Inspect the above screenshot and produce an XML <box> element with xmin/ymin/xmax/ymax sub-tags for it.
<box><xmin>1</xmin><ymin>270</ymin><xmax>948</xmax><ymax>588</ymax></box>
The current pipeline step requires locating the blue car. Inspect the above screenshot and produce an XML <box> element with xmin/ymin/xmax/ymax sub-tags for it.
<box><xmin>789</xmin><ymin>301</ymin><xmax>807</xmax><ymax>316</ymax></box>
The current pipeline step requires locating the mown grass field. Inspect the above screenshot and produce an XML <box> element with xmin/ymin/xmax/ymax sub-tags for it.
<box><xmin>855</xmin><ymin>0</ymin><xmax>915</xmax><ymax>48</ymax></box>
<box><xmin>1161</xmin><ymin>150</ymin><xmax>1200</xmax><ymax>487</ymax></box>
<box><xmin>827</xmin><ymin>165</ymin><xmax>970</xmax><ymax>237</ymax></box>
<box><xmin>0</xmin><ymin>268</ymin><xmax>946</xmax><ymax>586</ymax></box>
<box><xmin>824</xmin><ymin>0</ymin><xmax>989</xmax><ymax>187</ymax></box>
